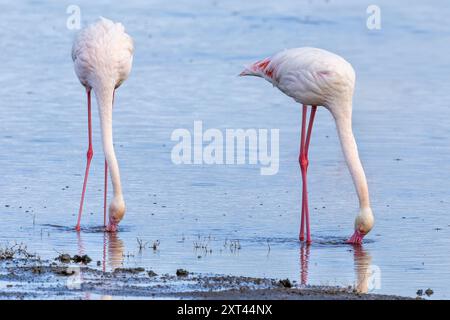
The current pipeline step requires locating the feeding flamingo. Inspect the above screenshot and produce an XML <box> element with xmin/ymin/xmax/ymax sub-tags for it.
<box><xmin>240</xmin><ymin>47</ymin><xmax>374</xmax><ymax>244</ymax></box>
<box><xmin>72</xmin><ymin>17</ymin><xmax>133</xmax><ymax>232</ymax></box>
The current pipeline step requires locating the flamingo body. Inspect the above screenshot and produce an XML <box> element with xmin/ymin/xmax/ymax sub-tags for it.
<box><xmin>242</xmin><ymin>47</ymin><xmax>355</xmax><ymax>113</ymax></box>
<box><xmin>72</xmin><ymin>17</ymin><xmax>133</xmax><ymax>91</ymax></box>
<box><xmin>241</xmin><ymin>47</ymin><xmax>374</xmax><ymax>244</ymax></box>
<box><xmin>72</xmin><ymin>17</ymin><xmax>133</xmax><ymax>232</ymax></box>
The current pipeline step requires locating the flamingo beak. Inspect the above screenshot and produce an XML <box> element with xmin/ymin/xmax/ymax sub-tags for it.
<box><xmin>346</xmin><ymin>230</ymin><xmax>365</xmax><ymax>245</ymax></box>
<box><xmin>106</xmin><ymin>222</ymin><xmax>118</xmax><ymax>232</ymax></box>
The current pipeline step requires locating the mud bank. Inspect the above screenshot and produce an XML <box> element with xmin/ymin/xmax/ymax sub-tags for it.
<box><xmin>0</xmin><ymin>254</ymin><xmax>410</xmax><ymax>300</ymax></box>
<box><xmin>176</xmin><ymin>288</ymin><xmax>410</xmax><ymax>300</ymax></box>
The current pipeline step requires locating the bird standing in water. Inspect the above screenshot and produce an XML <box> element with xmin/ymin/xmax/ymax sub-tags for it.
<box><xmin>240</xmin><ymin>47</ymin><xmax>374</xmax><ymax>244</ymax></box>
<box><xmin>72</xmin><ymin>17</ymin><xmax>133</xmax><ymax>232</ymax></box>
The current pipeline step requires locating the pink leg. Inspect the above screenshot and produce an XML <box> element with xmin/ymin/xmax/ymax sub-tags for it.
<box><xmin>298</xmin><ymin>105</ymin><xmax>317</xmax><ymax>243</ymax></box>
<box><xmin>304</xmin><ymin>106</ymin><xmax>317</xmax><ymax>243</ymax></box>
<box><xmin>75</xmin><ymin>90</ymin><xmax>93</xmax><ymax>231</ymax></box>
<box><xmin>104</xmin><ymin>159</ymin><xmax>108</xmax><ymax>228</ymax></box>
<box><xmin>299</xmin><ymin>106</ymin><xmax>307</xmax><ymax>241</ymax></box>
<box><xmin>300</xmin><ymin>170</ymin><xmax>309</xmax><ymax>241</ymax></box>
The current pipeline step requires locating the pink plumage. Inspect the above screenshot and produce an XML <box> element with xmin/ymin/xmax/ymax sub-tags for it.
<box><xmin>241</xmin><ymin>47</ymin><xmax>374</xmax><ymax>244</ymax></box>
<box><xmin>72</xmin><ymin>17</ymin><xmax>134</xmax><ymax>232</ymax></box>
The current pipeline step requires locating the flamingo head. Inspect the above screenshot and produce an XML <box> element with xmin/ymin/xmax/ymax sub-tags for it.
<box><xmin>106</xmin><ymin>197</ymin><xmax>126</xmax><ymax>232</ymax></box>
<box><xmin>346</xmin><ymin>207</ymin><xmax>374</xmax><ymax>245</ymax></box>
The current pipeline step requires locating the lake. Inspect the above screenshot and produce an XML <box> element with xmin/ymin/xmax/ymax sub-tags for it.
<box><xmin>1</xmin><ymin>0</ymin><xmax>450</xmax><ymax>299</ymax></box>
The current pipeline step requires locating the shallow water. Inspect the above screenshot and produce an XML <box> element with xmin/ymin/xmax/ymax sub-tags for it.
<box><xmin>1</xmin><ymin>0</ymin><xmax>450</xmax><ymax>299</ymax></box>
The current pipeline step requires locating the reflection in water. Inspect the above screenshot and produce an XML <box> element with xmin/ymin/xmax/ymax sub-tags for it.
<box><xmin>75</xmin><ymin>231</ymin><xmax>125</xmax><ymax>300</ymax></box>
<box><xmin>75</xmin><ymin>232</ymin><xmax>90</xmax><ymax>299</ymax></box>
<box><xmin>76</xmin><ymin>231</ymin><xmax>86</xmax><ymax>256</ymax></box>
<box><xmin>353</xmin><ymin>245</ymin><xmax>373</xmax><ymax>294</ymax></box>
<box><xmin>299</xmin><ymin>243</ymin><xmax>310</xmax><ymax>285</ymax></box>
<box><xmin>105</xmin><ymin>232</ymin><xmax>125</xmax><ymax>271</ymax></box>
<box><xmin>76</xmin><ymin>231</ymin><xmax>125</xmax><ymax>271</ymax></box>
<box><xmin>298</xmin><ymin>244</ymin><xmax>373</xmax><ymax>293</ymax></box>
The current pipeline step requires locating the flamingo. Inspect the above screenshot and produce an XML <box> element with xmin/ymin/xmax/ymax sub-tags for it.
<box><xmin>72</xmin><ymin>17</ymin><xmax>133</xmax><ymax>232</ymax></box>
<box><xmin>240</xmin><ymin>47</ymin><xmax>374</xmax><ymax>244</ymax></box>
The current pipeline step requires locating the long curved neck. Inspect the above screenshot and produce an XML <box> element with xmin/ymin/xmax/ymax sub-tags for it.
<box><xmin>94</xmin><ymin>85</ymin><xmax>123</xmax><ymax>199</ymax></box>
<box><xmin>333</xmin><ymin>107</ymin><xmax>370</xmax><ymax>209</ymax></box>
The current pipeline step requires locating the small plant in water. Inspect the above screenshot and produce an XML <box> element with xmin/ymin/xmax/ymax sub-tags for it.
<box><xmin>152</xmin><ymin>240</ymin><xmax>160</xmax><ymax>251</ymax></box>
<box><xmin>0</xmin><ymin>242</ymin><xmax>35</xmax><ymax>260</ymax></box>
<box><xmin>193</xmin><ymin>235</ymin><xmax>213</xmax><ymax>257</ymax></box>
<box><xmin>228</xmin><ymin>239</ymin><xmax>241</xmax><ymax>253</ymax></box>
<box><xmin>136</xmin><ymin>237</ymin><xmax>149</xmax><ymax>252</ymax></box>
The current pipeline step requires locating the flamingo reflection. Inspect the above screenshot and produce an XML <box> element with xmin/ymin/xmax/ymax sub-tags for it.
<box><xmin>75</xmin><ymin>231</ymin><xmax>125</xmax><ymax>299</ymax></box>
<box><xmin>298</xmin><ymin>243</ymin><xmax>373</xmax><ymax>292</ymax></box>
<box><xmin>299</xmin><ymin>243</ymin><xmax>310</xmax><ymax>285</ymax></box>
<box><xmin>76</xmin><ymin>231</ymin><xmax>124</xmax><ymax>272</ymax></box>
<box><xmin>352</xmin><ymin>245</ymin><xmax>373</xmax><ymax>293</ymax></box>
<box><xmin>104</xmin><ymin>232</ymin><xmax>125</xmax><ymax>272</ymax></box>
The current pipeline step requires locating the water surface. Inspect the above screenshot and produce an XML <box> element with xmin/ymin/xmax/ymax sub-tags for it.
<box><xmin>1</xmin><ymin>0</ymin><xmax>450</xmax><ymax>299</ymax></box>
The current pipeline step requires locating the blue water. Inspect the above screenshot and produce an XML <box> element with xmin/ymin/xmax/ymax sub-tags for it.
<box><xmin>1</xmin><ymin>0</ymin><xmax>450</xmax><ymax>299</ymax></box>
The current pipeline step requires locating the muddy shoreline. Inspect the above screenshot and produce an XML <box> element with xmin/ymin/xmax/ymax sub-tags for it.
<box><xmin>0</xmin><ymin>253</ymin><xmax>412</xmax><ymax>300</ymax></box>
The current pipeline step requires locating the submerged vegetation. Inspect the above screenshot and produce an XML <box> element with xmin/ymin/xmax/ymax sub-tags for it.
<box><xmin>0</xmin><ymin>243</ymin><xmax>36</xmax><ymax>260</ymax></box>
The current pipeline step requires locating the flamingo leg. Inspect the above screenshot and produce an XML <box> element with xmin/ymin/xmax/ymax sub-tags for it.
<box><xmin>299</xmin><ymin>106</ymin><xmax>307</xmax><ymax>241</ymax></box>
<box><xmin>299</xmin><ymin>105</ymin><xmax>317</xmax><ymax>243</ymax></box>
<box><xmin>104</xmin><ymin>159</ymin><xmax>108</xmax><ymax>227</ymax></box>
<box><xmin>76</xmin><ymin>90</ymin><xmax>93</xmax><ymax>231</ymax></box>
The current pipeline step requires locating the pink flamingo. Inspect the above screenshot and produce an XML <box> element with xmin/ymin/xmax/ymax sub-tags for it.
<box><xmin>72</xmin><ymin>18</ymin><xmax>133</xmax><ymax>232</ymax></box>
<box><xmin>240</xmin><ymin>47</ymin><xmax>374</xmax><ymax>244</ymax></box>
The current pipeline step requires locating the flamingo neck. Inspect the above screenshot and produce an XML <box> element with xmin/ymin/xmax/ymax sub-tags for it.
<box><xmin>93</xmin><ymin>85</ymin><xmax>123</xmax><ymax>200</ymax></box>
<box><xmin>333</xmin><ymin>106</ymin><xmax>370</xmax><ymax>209</ymax></box>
